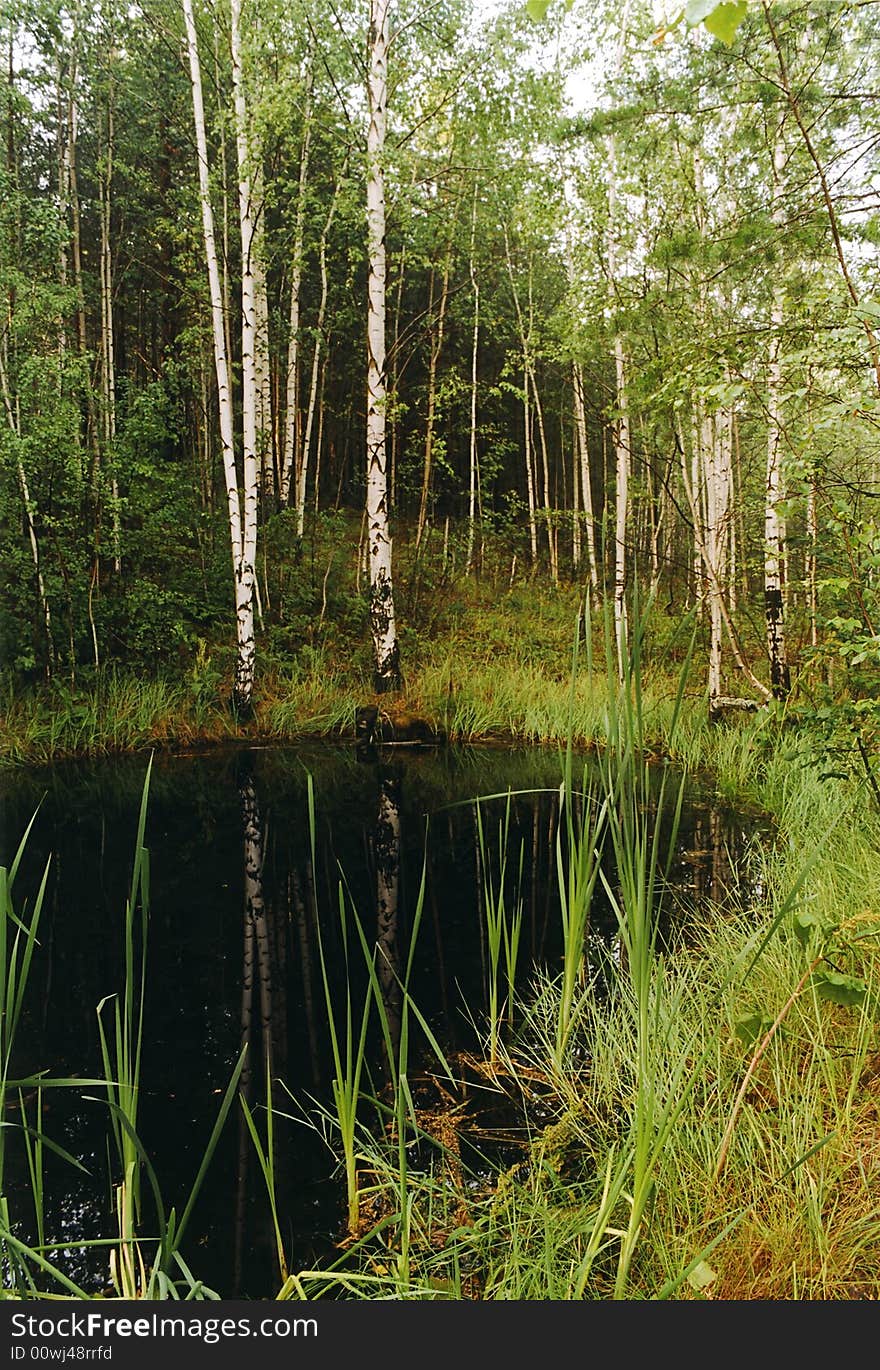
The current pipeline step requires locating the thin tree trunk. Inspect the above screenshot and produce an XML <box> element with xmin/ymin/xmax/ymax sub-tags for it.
<box><xmin>528</xmin><ymin>264</ymin><xmax>557</xmax><ymax>583</ymax></box>
<box><xmin>281</xmin><ymin>55</ymin><xmax>313</xmax><ymax>510</ymax></box>
<box><xmin>99</xmin><ymin>86</ymin><xmax>121</xmax><ymax>573</ymax></box>
<box><xmin>606</xmin><ymin>7</ymin><xmax>631</xmax><ymax>673</ymax></box>
<box><xmin>313</xmin><ymin>350</ymin><xmax>328</xmax><ymax>514</ymax></box>
<box><xmin>55</xmin><ymin>60</ymin><xmax>68</xmax><ymax>363</ymax></box>
<box><xmin>523</xmin><ymin>368</ymin><xmax>537</xmax><ymax>568</ymax></box>
<box><xmin>0</xmin><ymin>345</ymin><xmax>54</xmax><ymax>673</ymax></box>
<box><xmin>679</xmin><ymin>426</ymin><xmax>772</xmax><ymax>704</ymax></box>
<box><xmin>212</xmin><ymin>24</ymin><xmax>234</xmax><ymax>377</ymax></box>
<box><xmin>466</xmin><ymin>187</ymin><xmax>480</xmax><ymax>576</ymax></box>
<box><xmin>612</xmin><ymin>332</ymin><xmax>629</xmax><ymax>673</ymax></box>
<box><xmin>416</xmin><ymin>229</ymin><xmax>454</xmax><ymax>550</ymax></box>
<box><xmin>183</xmin><ymin>0</ymin><xmax>254</xmax><ymax>710</ymax></box>
<box><xmin>503</xmin><ymin>224</ymin><xmax>537</xmax><ymax>568</ymax></box>
<box><xmin>572</xmin><ymin>361</ymin><xmax>599</xmax><ymax>601</ymax></box>
<box><xmin>807</xmin><ymin>473</ymin><xmax>818</xmax><ymax>649</ymax></box>
<box><xmin>230</xmin><ymin>0</ymin><xmax>260</xmax><ymax>707</ymax></box>
<box><xmin>366</xmin><ymin>0</ymin><xmax>401</xmax><ymax>691</ymax></box>
<box><xmin>704</xmin><ymin>410</ymin><xmax>733</xmax><ymax>714</ymax></box>
<box><xmin>297</xmin><ymin>172</ymin><xmax>342</xmax><ymax>531</ymax></box>
<box><xmin>607</xmin><ymin>134</ymin><xmax>630</xmax><ymax>665</ymax></box>
<box><xmin>765</xmin><ymin>134</ymin><xmax>791</xmax><ymax>700</ymax></box>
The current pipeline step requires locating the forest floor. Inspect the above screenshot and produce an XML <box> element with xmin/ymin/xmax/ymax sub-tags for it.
<box><xmin>0</xmin><ymin>578</ymin><xmax>796</xmax><ymax>802</ymax></box>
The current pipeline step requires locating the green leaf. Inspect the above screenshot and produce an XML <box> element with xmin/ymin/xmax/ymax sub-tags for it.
<box><xmin>686</xmin><ymin>1260</ymin><xmax>717</xmax><ymax>1292</ymax></box>
<box><xmin>685</xmin><ymin>0</ymin><xmax>720</xmax><ymax>20</ymax></box>
<box><xmin>525</xmin><ymin>0</ymin><xmax>552</xmax><ymax>19</ymax></box>
<box><xmin>703</xmin><ymin>1</ymin><xmax>748</xmax><ymax>43</ymax></box>
<box><xmin>733</xmin><ymin>1010</ymin><xmax>772</xmax><ymax>1047</ymax></box>
<box><xmin>812</xmin><ymin>970</ymin><xmax>867</xmax><ymax>1007</ymax></box>
<box><xmin>793</xmin><ymin>909</ymin><xmax>835</xmax><ymax>949</ymax></box>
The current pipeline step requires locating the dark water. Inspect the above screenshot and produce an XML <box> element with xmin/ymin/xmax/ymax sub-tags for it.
<box><xmin>0</xmin><ymin>742</ymin><xmax>762</xmax><ymax>1297</ymax></box>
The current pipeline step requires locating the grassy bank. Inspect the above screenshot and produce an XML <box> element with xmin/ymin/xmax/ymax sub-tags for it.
<box><xmin>0</xmin><ymin>584</ymin><xmax>787</xmax><ymax>814</ymax></box>
<box><xmin>289</xmin><ymin>674</ymin><xmax>880</xmax><ymax>1301</ymax></box>
<box><xmin>3</xmin><ymin>589</ymin><xmax>879</xmax><ymax>1300</ymax></box>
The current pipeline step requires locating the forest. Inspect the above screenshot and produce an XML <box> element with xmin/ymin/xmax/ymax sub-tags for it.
<box><xmin>1</xmin><ymin>0</ymin><xmax>880</xmax><ymax>1305</ymax></box>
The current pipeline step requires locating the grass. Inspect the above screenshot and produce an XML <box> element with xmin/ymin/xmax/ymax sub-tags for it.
<box><xmin>3</xmin><ymin>675</ymin><xmax>879</xmax><ymax>1298</ymax></box>
<box><xmin>285</xmin><ymin>606</ymin><xmax>880</xmax><ymax>1301</ymax></box>
<box><xmin>0</xmin><ymin>568</ymin><xmax>782</xmax><ymax>787</ymax></box>
<box><xmin>0</xmin><ymin>762</ymin><xmax>247</xmax><ymax>1299</ymax></box>
<box><xmin>3</xmin><ymin>572</ymin><xmax>880</xmax><ymax>1299</ymax></box>
<box><xmin>294</xmin><ymin>770</ymin><xmax>880</xmax><ymax>1299</ymax></box>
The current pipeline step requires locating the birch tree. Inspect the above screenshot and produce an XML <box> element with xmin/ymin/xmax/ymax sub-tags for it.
<box><xmin>183</xmin><ymin>0</ymin><xmax>256</xmax><ymax>710</ymax></box>
<box><xmin>366</xmin><ymin>0</ymin><xmax>402</xmax><ymax>692</ymax></box>
<box><xmin>764</xmin><ymin>131</ymin><xmax>791</xmax><ymax>700</ymax></box>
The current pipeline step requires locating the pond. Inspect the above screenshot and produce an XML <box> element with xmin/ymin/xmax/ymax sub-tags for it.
<box><xmin>0</xmin><ymin>741</ymin><xmax>763</xmax><ymax>1298</ymax></box>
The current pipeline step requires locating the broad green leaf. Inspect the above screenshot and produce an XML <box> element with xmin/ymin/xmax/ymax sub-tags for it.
<box><xmin>685</xmin><ymin>0</ymin><xmax>723</xmax><ymax>22</ymax></box>
<box><xmin>686</xmin><ymin>1260</ymin><xmax>717</xmax><ymax>1292</ymax></box>
<box><xmin>793</xmin><ymin>909</ymin><xmax>835</xmax><ymax>949</ymax></box>
<box><xmin>525</xmin><ymin>0</ymin><xmax>552</xmax><ymax>19</ymax></box>
<box><xmin>733</xmin><ymin>1010</ymin><xmax>772</xmax><ymax>1047</ymax></box>
<box><xmin>813</xmin><ymin>970</ymin><xmax>867</xmax><ymax>1007</ymax></box>
<box><xmin>703</xmin><ymin>1</ymin><xmax>748</xmax><ymax>43</ymax></box>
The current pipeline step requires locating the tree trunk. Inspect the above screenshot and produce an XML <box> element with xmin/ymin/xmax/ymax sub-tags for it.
<box><xmin>466</xmin><ymin>187</ymin><xmax>480</xmax><ymax>576</ymax></box>
<box><xmin>99</xmin><ymin>86</ymin><xmax>121</xmax><ymax>574</ymax></box>
<box><xmin>0</xmin><ymin>345</ymin><xmax>54</xmax><ymax>673</ymax></box>
<box><xmin>297</xmin><ymin>172</ymin><xmax>341</xmax><ymax>531</ymax></box>
<box><xmin>612</xmin><ymin>332</ymin><xmax>629</xmax><ymax>674</ymax></box>
<box><xmin>281</xmin><ymin>56</ymin><xmax>313</xmax><ymax>511</ymax></box>
<box><xmin>416</xmin><ymin>228</ymin><xmax>454</xmax><ymax>551</ymax></box>
<box><xmin>230</xmin><ymin>0</ymin><xmax>260</xmax><ymax>708</ymax></box>
<box><xmin>572</xmin><ymin>361</ymin><xmax>599</xmax><ymax>601</ymax></box>
<box><xmin>765</xmin><ymin>134</ymin><xmax>791</xmax><ymax>700</ymax></box>
<box><xmin>503</xmin><ymin>224</ymin><xmax>538</xmax><ymax>569</ymax></box>
<box><xmin>366</xmin><ymin>0</ymin><xmax>401</xmax><ymax>692</ymax></box>
<box><xmin>183</xmin><ymin>0</ymin><xmax>254</xmax><ymax>710</ymax></box>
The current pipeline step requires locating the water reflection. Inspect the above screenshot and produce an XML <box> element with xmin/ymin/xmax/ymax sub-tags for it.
<box><xmin>0</xmin><ymin>743</ymin><xmax>766</xmax><ymax>1296</ymax></box>
<box><xmin>373</xmin><ymin>767</ymin><xmax>403</xmax><ymax>1072</ymax></box>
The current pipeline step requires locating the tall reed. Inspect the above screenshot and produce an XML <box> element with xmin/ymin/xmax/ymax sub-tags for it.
<box><xmin>475</xmin><ymin>795</ymin><xmax>524</xmax><ymax>1065</ymax></box>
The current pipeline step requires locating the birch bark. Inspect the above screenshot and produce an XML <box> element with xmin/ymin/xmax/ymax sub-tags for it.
<box><xmin>366</xmin><ymin>0</ymin><xmax>401</xmax><ymax>691</ymax></box>
<box><xmin>466</xmin><ymin>187</ymin><xmax>480</xmax><ymax>576</ymax></box>
<box><xmin>230</xmin><ymin>0</ymin><xmax>260</xmax><ymax>704</ymax></box>
<box><xmin>183</xmin><ymin>0</ymin><xmax>255</xmax><ymax>709</ymax></box>
<box><xmin>765</xmin><ymin>134</ymin><xmax>791</xmax><ymax>700</ymax></box>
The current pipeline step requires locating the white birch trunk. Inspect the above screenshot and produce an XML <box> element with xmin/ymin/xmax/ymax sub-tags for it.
<box><xmin>807</xmin><ymin>473</ymin><xmax>818</xmax><ymax>649</ymax></box>
<box><xmin>253</xmin><ymin>201</ymin><xmax>272</xmax><ymax>497</ymax></box>
<box><xmin>366</xmin><ymin>0</ymin><xmax>401</xmax><ymax>691</ymax></box>
<box><xmin>680</xmin><ymin>422</ymin><xmax>771</xmax><ymax>705</ymax></box>
<box><xmin>765</xmin><ymin>135</ymin><xmax>791</xmax><ymax>700</ymax></box>
<box><xmin>612</xmin><ymin>331</ymin><xmax>629</xmax><ymax>673</ymax></box>
<box><xmin>99</xmin><ymin>93</ymin><xmax>121</xmax><ymax>573</ymax></box>
<box><xmin>230</xmin><ymin>0</ymin><xmax>260</xmax><ymax>706</ymax></box>
<box><xmin>606</xmin><ymin>7</ymin><xmax>631</xmax><ymax>674</ymax></box>
<box><xmin>572</xmin><ymin>363</ymin><xmax>599</xmax><ymax>600</ymax></box>
<box><xmin>466</xmin><ymin>187</ymin><xmax>480</xmax><ymax>576</ymax></box>
<box><xmin>183</xmin><ymin>0</ymin><xmax>254</xmax><ymax>710</ymax></box>
<box><xmin>704</xmin><ymin>412</ymin><xmax>730</xmax><ymax>712</ymax></box>
<box><xmin>606</xmin><ymin>128</ymin><xmax>629</xmax><ymax>671</ymax></box>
